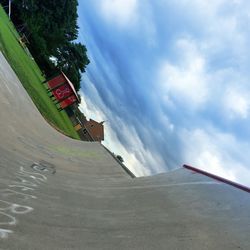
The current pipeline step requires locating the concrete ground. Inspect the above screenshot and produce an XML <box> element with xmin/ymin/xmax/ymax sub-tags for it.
<box><xmin>0</xmin><ymin>52</ymin><xmax>249</xmax><ymax>249</ymax></box>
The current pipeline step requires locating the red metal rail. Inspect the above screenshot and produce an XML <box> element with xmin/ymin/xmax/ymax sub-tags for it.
<box><xmin>183</xmin><ymin>164</ymin><xmax>250</xmax><ymax>193</ymax></box>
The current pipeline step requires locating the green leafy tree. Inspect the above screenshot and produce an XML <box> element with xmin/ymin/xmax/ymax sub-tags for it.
<box><xmin>55</xmin><ymin>42</ymin><xmax>90</xmax><ymax>90</ymax></box>
<box><xmin>10</xmin><ymin>0</ymin><xmax>90</xmax><ymax>92</ymax></box>
<box><xmin>116</xmin><ymin>155</ymin><xmax>124</xmax><ymax>163</ymax></box>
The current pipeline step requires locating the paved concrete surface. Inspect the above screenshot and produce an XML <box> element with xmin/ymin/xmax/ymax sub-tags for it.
<box><xmin>0</xmin><ymin>52</ymin><xmax>249</xmax><ymax>249</ymax></box>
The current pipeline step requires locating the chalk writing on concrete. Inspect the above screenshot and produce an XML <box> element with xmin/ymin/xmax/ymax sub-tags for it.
<box><xmin>31</xmin><ymin>162</ymin><xmax>56</xmax><ymax>174</ymax></box>
<box><xmin>0</xmin><ymin>163</ymin><xmax>51</xmax><ymax>239</ymax></box>
<box><xmin>0</xmin><ymin>229</ymin><xmax>13</xmax><ymax>239</ymax></box>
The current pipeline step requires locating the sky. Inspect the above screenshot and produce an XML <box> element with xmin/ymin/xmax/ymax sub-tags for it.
<box><xmin>77</xmin><ymin>0</ymin><xmax>250</xmax><ymax>186</ymax></box>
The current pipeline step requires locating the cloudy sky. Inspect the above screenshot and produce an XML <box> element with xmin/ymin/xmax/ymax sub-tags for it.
<box><xmin>77</xmin><ymin>0</ymin><xmax>250</xmax><ymax>185</ymax></box>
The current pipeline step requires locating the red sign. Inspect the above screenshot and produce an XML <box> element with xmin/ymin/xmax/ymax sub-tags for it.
<box><xmin>48</xmin><ymin>74</ymin><xmax>65</xmax><ymax>89</ymax></box>
<box><xmin>52</xmin><ymin>83</ymin><xmax>73</xmax><ymax>101</ymax></box>
<box><xmin>60</xmin><ymin>95</ymin><xmax>77</xmax><ymax>109</ymax></box>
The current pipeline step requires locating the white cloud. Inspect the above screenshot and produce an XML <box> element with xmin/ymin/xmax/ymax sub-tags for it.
<box><xmin>223</xmin><ymin>88</ymin><xmax>250</xmax><ymax>119</ymax></box>
<box><xmin>79</xmin><ymin>0</ymin><xmax>250</xmax><ymax>185</ymax></box>
<box><xmin>158</xmin><ymin>38</ymin><xmax>209</xmax><ymax>109</ymax></box>
<box><xmin>102</xmin><ymin>121</ymin><xmax>150</xmax><ymax>177</ymax></box>
<box><xmin>160</xmin><ymin>115</ymin><xmax>175</xmax><ymax>132</ymax></box>
<box><xmin>93</xmin><ymin>0</ymin><xmax>157</xmax><ymax>46</ymax></box>
<box><xmin>102</xmin><ymin>119</ymin><xmax>166</xmax><ymax>177</ymax></box>
<box><xmin>98</xmin><ymin>0</ymin><xmax>138</xmax><ymax>27</ymax></box>
<box><xmin>191</xmin><ymin>0</ymin><xmax>248</xmax><ymax>61</ymax></box>
<box><xmin>79</xmin><ymin>76</ymin><xmax>166</xmax><ymax>177</ymax></box>
<box><xmin>180</xmin><ymin>128</ymin><xmax>250</xmax><ymax>186</ymax></box>
<box><xmin>79</xmin><ymin>91</ymin><xmax>106</xmax><ymax>123</ymax></box>
<box><xmin>156</xmin><ymin>1</ymin><xmax>250</xmax><ymax>186</ymax></box>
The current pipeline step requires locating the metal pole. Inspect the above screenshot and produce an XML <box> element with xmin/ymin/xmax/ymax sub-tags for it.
<box><xmin>8</xmin><ymin>0</ymin><xmax>11</xmax><ymax>19</ymax></box>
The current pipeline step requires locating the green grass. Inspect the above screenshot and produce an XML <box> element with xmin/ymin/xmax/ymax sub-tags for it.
<box><xmin>0</xmin><ymin>6</ymin><xmax>80</xmax><ymax>139</ymax></box>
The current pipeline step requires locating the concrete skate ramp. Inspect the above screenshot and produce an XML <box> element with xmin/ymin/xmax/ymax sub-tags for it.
<box><xmin>0</xmin><ymin>52</ymin><xmax>249</xmax><ymax>250</ymax></box>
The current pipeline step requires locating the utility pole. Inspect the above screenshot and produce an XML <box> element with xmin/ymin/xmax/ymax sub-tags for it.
<box><xmin>8</xmin><ymin>0</ymin><xmax>12</xmax><ymax>19</ymax></box>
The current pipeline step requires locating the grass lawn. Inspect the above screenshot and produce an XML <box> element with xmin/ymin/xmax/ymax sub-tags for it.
<box><xmin>0</xmin><ymin>6</ymin><xmax>80</xmax><ymax>139</ymax></box>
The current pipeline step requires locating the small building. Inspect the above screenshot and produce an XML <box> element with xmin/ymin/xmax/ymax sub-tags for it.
<box><xmin>81</xmin><ymin>119</ymin><xmax>104</xmax><ymax>142</ymax></box>
<box><xmin>45</xmin><ymin>72</ymin><xmax>80</xmax><ymax>110</ymax></box>
<box><xmin>66</xmin><ymin>106</ymin><xmax>105</xmax><ymax>142</ymax></box>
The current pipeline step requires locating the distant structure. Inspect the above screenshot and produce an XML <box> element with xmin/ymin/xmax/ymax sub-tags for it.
<box><xmin>44</xmin><ymin>72</ymin><xmax>104</xmax><ymax>141</ymax></box>
<box><xmin>44</xmin><ymin>72</ymin><xmax>80</xmax><ymax>110</ymax></box>
<box><xmin>81</xmin><ymin>119</ymin><xmax>104</xmax><ymax>142</ymax></box>
<box><xmin>68</xmin><ymin>106</ymin><xmax>105</xmax><ymax>142</ymax></box>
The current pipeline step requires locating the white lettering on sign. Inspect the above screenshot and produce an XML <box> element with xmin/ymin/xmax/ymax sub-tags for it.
<box><xmin>55</xmin><ymin>86</ymin><xmax>71</xmax><ymax>99</ymax></box>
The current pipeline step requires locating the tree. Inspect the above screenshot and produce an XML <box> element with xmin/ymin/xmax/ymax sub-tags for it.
<box><xmin>54</xmin><ymin>42</ymin><xmax>90</xmax><ymax>90</ymax></box>
<box><xmin>9</xmin><ymin>0</ymin><xmax>90</xmax><ymax>92</ymax></box>
<box><xmin>116</xmin><ymin>155</ymin><xmax>124</xmax><ymax>163</ymax></box>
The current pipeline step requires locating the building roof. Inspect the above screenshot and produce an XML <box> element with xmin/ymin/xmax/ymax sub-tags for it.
<box><xmin>61</xmin><ymin>71</ymin><xmax>80</xmax><ymax>103</ymax></box>
<box><xmin>83</xmin><ymin>119</ymin><xmax>104</xmax><ymax>142</ymax></box>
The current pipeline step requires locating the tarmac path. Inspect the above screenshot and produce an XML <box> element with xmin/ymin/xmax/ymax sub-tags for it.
<box><xmin>0</xmin><ymin>52</ymin><xmax>249</xmax><ymax>249</ymax></box>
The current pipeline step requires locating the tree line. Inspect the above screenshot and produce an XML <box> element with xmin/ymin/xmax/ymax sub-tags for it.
<box><xmin>3</xmin><ymin>0</ymin><xmax>90</xmax><ymax>92</ymax></box>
